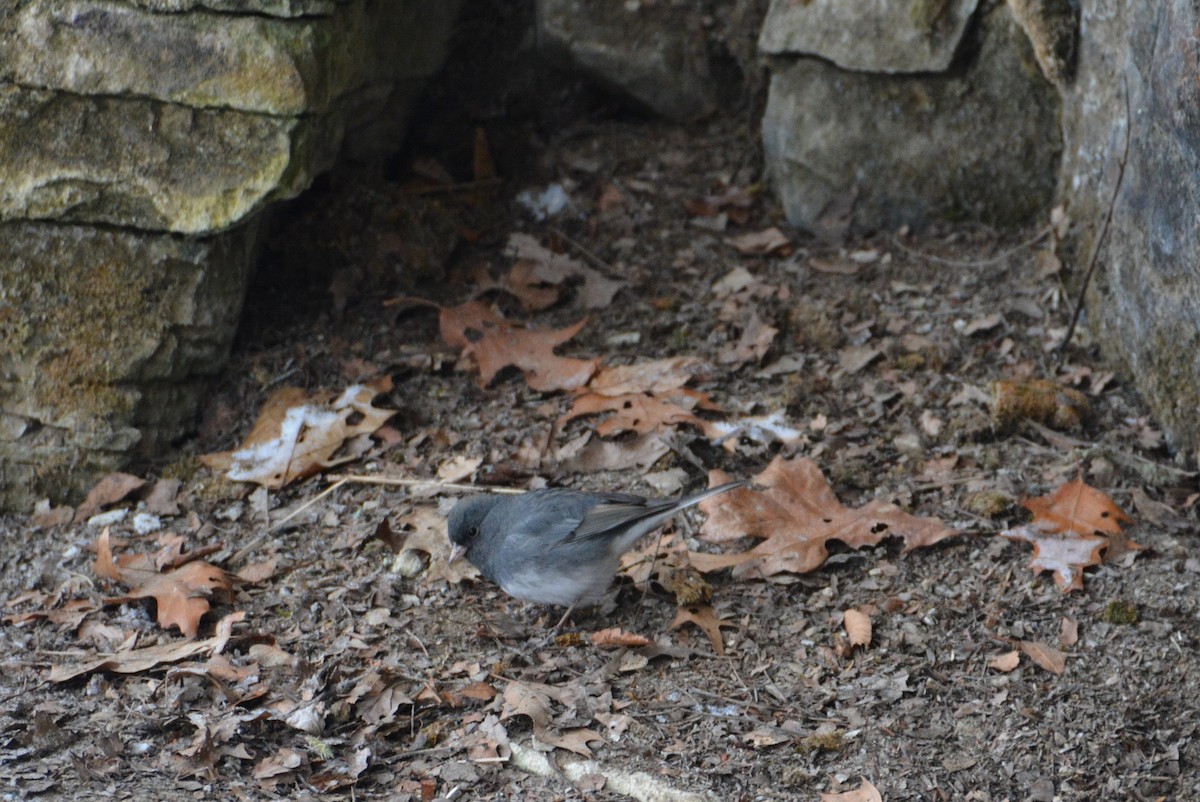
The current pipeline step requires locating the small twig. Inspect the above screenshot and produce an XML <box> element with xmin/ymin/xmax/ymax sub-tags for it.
<box><xmin>909</xmin><ymin>475</ymin><xmax>988</xmax><ymax>493</ymax></box>
<box><xmin>405</xmin><ymin>176</ymin><xmax>503</xmax><ymax>196</ymax></box>
<box><xmin>163</xmin><ymin>542</ymin><xmax>225</xmax><ymax>570</ymax></box>
<box><xmin>1059</xmin><ymin>73</ymin><xmax>1133</xmax><ymax>364</ymax></box>
<box><xmin>324</xmin><ymin>474</ymin><xmax>525</xmax><ymax>494</ymax></box>
<box><xmin>550</xmin><ymin>226</ymin><xmax>616</xmax><ymax>273</ymax></box>
<box><xmin>892</xmin><ymin>226</ymin><xmax>1051</xmax><ymax>269</ymax></box>
<box><xmin>226</xmin><ymin>478</ymin><xmax>348</xmax><ymax>565</ymax></box>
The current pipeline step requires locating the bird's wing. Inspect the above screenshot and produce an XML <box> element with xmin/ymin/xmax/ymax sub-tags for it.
<box><xmin>564</xmin><ymin>479</ymin><xmax>748</xmax><ymax>543</ymax></box>
<box><xmin>565</xmin><ymin>499</ymin><xmax>673</xmax><ymax>542</ymax></box>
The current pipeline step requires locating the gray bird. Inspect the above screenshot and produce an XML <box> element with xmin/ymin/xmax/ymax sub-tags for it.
<box><xmin>447</xmin><ymin>480</ymin><xmax>747</xmax><ymax>626</ymax></box>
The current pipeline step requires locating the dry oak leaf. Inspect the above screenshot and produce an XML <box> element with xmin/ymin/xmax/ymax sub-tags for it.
<box><xmin>1022</xmin><ymin>476</ymin><xmax>1132</xmax><ymax>535</ymax></box>
<box><xmin>999</xmin><ymin>525</ymin><xmax>1106</xmax><ymax>592</ymax></box>
<box><xmin>560</xmin><ymin>390</ymin><xmax>720</xmax><ymax>439</ymax></box>
<box><xmin>819</xmin><ymin>778</ymin><xmax>883</xmax><ymax>802</ymax></box>
<box><xmin>691</xmin><ymin>456</ymin><xmax>957</xmax><ymax>580</ymax></box>
<box><xmin>718</xmin><ymin>311</ymin><xmax>779</xmax><ymax>368</ymax></box>
<box><xmin>51</xmin><ymin>611</ymin><xmax>244</xmax><ymax>682</ymax></box>
<box><xmin>669</xmin><ymin>604</ymin><xmax>735</xmax><ymax>656</ymax></box>
<box><xmin>199</xmin><ymin>381</ymin><xmax>395</xmax><ymax>489</ymax></box>
<box><xmin>74</xmin><ymin>471</ymin><xmax>148</xmax><ymax>523</ymax></box>
<box><xmin>95</xmin><ymin>529</ymin><xmax>234</xmax><ymax>639</ymax></box>
<box><xmin>500</xmin><ymin>681</ymin><xmax>603</xmax><ymax>757</ymax></box>
<box><xmin>1001</xmin><ymin>477</ymin><xmax>1139</xmax><ymax>591</ymax></box>
<box><xmin>439</xmin><ymin>300</ymin><xmax>598</xmax><ymax>392</ymax></box>
<box><xmin>503</xmin><ymin>233</ymin><xmax>628</xmax><ymax>310</ymax></box>
<box><xmin>586</xmin><ymin>357</ymin><xmax>713</xmax><ymax>396</ymax></box>
<box><xmin>553</xmin><ymin>430</ymin><xmax>670</xmax><ymax>474</ymax></box>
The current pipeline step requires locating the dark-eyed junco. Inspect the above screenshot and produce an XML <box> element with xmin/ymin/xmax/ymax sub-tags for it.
<box><xmin>447</xmin><ymin>480</ymin><xmax>747</xmax><ymax>625</ymax></box>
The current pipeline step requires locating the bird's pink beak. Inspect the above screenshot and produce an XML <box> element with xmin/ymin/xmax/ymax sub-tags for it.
<box><xmin>449</xmin><ymin>544</ymin><xmax>466</xmax><ymax>564</ymax></box>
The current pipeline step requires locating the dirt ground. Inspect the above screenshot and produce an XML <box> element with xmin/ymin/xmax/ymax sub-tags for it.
<box><xmin>3</xmin><ymin>11</ymin><xmax>1200</xmax><ymax>801</ymax></box>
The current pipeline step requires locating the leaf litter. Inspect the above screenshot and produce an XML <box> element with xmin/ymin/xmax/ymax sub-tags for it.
<box><xmin>2</xmin><ymin>91</ymin><xmax>1196</xmax><ymax>802</ymax></box>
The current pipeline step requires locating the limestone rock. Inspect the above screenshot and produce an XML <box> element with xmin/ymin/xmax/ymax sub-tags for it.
<box><xmin>0</xmin><ymin>85</ymin><xmax>341</xmax><ymax>233</ymax></box>
<box><xmin>0</xmin><ymin>0</ymin><xmax>460</xmax><ymax>509</ymax></box>
<box><xmin>0</xmin><ymin>221</ymin><xmax>260</xmax><ymax>510</ymax></box>
<box><xmin>1060</xmin><ymin>0</ymin><xmax>1200</xmax><ymax>455</ymax></box>
<box><xmin>1006</xmin><ymin>0</ymin><xmax>1077</xmax><ymax>84</ymax></box>
<box><xmin>537</xmin><ymin>0</ymin><xmax>716</xmax><ymax>122</ymax></box>
<box><xmin>761</xmin><ymin>2</ymin><xmax>1061</xmax><ymax>233</ymax></box>
<box><xmin>759</xmin><ymin>0</ymin><xmax>980</xmax><ymax>72</ymax></box>
<box><xmin>1</xmin><ymin>0</ymin><xmax>457</xmax><ymax>116</ymax></box>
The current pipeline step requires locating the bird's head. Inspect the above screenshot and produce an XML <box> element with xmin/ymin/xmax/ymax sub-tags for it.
<box><xmin>446</xmin><ymin>495</ymin><xmax>499</xmax><ymax>563</ymax></box>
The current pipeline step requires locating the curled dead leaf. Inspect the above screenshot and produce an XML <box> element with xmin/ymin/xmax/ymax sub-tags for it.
<box><xmin>1019</xmin><ymin>640</ymin><xmax>1066</xmax><ymax>675</ymax></box>
<box><xmin>199</xmin><ymin>384</ymin><xmax>395</xmax><ymax>489</ymax></box>
<box><xmin>669</xmin><ymin>604</ymin><xmax>734</xmax><ymax>656</ymax></box>
<box><xmin>988</xmin><ymin>650</ymin><xmax>1021</xmax><ymax>673</ymax></box>
<box><xmin>843</xmin><ymin>609</ymin><xmax>872</xmax><ymax>649</ymax></box>
<box><xmin>819</xmin><ymin>778</ymin><xmax>883</xmax><ymax>802</ymax></box>
<box><xmin>590</xmin><ymin>628</ymin><xmax>652</xmax><ymax>649</ymax></box>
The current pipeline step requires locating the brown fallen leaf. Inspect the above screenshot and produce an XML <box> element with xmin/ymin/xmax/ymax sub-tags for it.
<box><xmin>989</xmin><ymin>650</ymin><xmax>1021</xmax><ymax>672</ymax></box>
<box><xmin>560</xmin><ymin>392</ymin><xmax>716</xmax><ymax>438</ymax></box>
<box><xmin>50</xmin><ymin>611</ymin><xmax>244</xmax><ymax>682</ymax></box>
<box><xmin>718</xmin><ymin>312</ymin><xmax>778</xmax><ymax>367</ymax></box>
<box><xmin>96</xmin><ymin>529</ymin><xmax>234</xmax><ymax>639</ymax></box>
<box><xmin>843</xmin><ymin>608</ymin><xmax>872</xmax><ymax>649</ymax></box>
<box><xmin>692</xmin><ymin>457</ymin><xmax>957</xmax><ymax>580</ymax></box>
<box><xmin>500</xmin><ymin>681</ymin><xmax>603</xmax><ymax>757</ymax></box>
<box><xmin>440</xmin><ymin>300</ymin><xmax>599</xmax><ymax>392</ymax></box>
<box><xmin>999</xmin><ymin>525</ymin><xmax>1107</xmax><ymax>592</ymax></box>
<box><xmin>1060</xmin><ymin>617</ymin><xmax>1079</xmax><ymax>647</ymax></box>
<box><xmin>586</xmin><ymin>357</ymin><xmax>713</xmax><ymax>396</ymax></box>
<box><xmin>726</xmin><ymin>226</ymin><xmax>791</xmax><ymax>256</ymax></box>
<box><xmin>74</xmin><ymin>472</ymin><xmax>147</xmax><ymax>523</ymax></box>
<box><xmin>436</xmin><ymin>455</ymin><xmax>483</xmax><ymax>483</ymax></box>
<box><xmin>236</xmin><ymin>556</ymin><xmax>279</xmax><ymax>584</ymax></box>
<box><xmin>838</xmin><ymin>344</ymin><xmax>883</xmax><ymax>375</ymax></box>
<box><xmin>590</xmin><ymin>628</ymin><xmax>652</xmax><ymax>649</ymax></box>
<box><xmin>199</xmin><ymin>382</ymin><xmax>395</xmax><ymax>489</ymax></box>
<box><xmin>554</xmin><ymin>431</ymin><xmax>670</xmax><ymax>474</ymax></box>
<box><xmin>669</xmin><ymin>604</ymin><xmax>734</xmax><ymax>656</ymax></box>
<box><xmin>503</xmin><ymin>233</ymin><xmax>627</xmax><ymax>310</ymax></box>
<box><xmin>1002</xmin><ymin>477</ymin><xmax>1139</xmax><ymax>591</ymax></box>
<box><xmin>1023</xmin><ymin>476</ymin><xmax>1132</xmax><ymax>536</ymax></box>
<box><xmin>743</xmin><ymin>728</ymin><xmax>791</xmax><ymax>748</ymax></box>
<box><xmin>819</xmin><ymin>778</ymin><xmax>883</xmax><ymax>802</ymax></box>
<box><xmin>490</xmin><ymin>259</ymin><xmax>564</xmax><ymax>310</ymax></box>
<box><xmin>1019</xmin><ymin>640</ymin><xmax>1066</xmax><ymax>674</ymax></box>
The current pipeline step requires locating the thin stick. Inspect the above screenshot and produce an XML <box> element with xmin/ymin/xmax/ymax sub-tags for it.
<box><xmin>227</xmin><ymin>478</ymin><xmax>350</xmax><ymax>565</ymax></box>
<box><xmin>892</xmin><ymin>225</ymin><xmax>1051</xmax><ymax>269</ymax></box>
<box><xmin>550</xmin><ymin>226</ymin><xmax>617</xmax><ymax>273</ymax></box>
<box><xmin>323</xmin><ymin>474</ymin><xmax>525</xmax><ymax>494</ymax></box>
<box><xmin>1059</xmin><ymin>74</ymin><xmax>1132</xmax><ymax>364</ymax></box>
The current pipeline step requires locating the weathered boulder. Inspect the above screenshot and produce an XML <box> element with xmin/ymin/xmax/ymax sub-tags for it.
<box><xmin>536</xmin><ymin>0</ymin><xmax>717</xmax><ymax>122</ymax></box>
<box><xmin>760</xmin><ymin>0</ymin><xmax>1063</xmax><ymax>233</ymax></box>
<box><xmin>0</xmin><ymin>221</ymin><xmax>260</xmax><ymax>510</ymax></box>
<box><xmin>1060</xmin><ymin>0</ymin><xmax>1200</xmax><ymax>456</ymax></box>
<box><xmin>0</xmin><ymin>0</ymin><xmax>459</xmax><ymax>509</ymax></box>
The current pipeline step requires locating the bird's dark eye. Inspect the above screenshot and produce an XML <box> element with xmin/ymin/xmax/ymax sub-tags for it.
<box><xmin>467</xmin><ymin>525</ymin><xmax>480</xmax><ymax>539</ymax></box>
